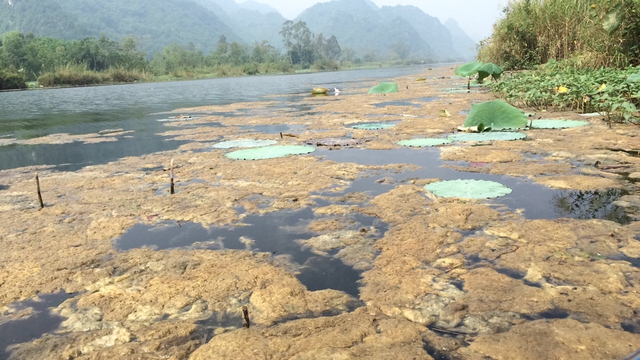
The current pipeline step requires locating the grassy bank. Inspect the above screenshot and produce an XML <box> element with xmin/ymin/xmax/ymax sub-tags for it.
<box><xmin>491</xmin><ymin>60</ymin><xmax>640</xmax><ymax>123</ymax></box>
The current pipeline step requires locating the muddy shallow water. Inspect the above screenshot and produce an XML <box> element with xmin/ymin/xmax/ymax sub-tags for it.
<box><xmin>1</xmin><ymin>66</ymin><xmax>639</xmax><ymax>359</ymax></box>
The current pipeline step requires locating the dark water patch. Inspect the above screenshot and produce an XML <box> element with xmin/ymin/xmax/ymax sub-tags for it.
<box><xmin>495</xmin><ymin>268</ymin><xmax>525</xmax><ymax>279</ymax></box>
<box><xmin>115</xmin><ymin>209</ymin><xmax>386</xmax><ymax>297</ymax></box>
<box><xmin>622</xmin><ymin>320</ymin><xmax>640</xmax><ymax>334</ymax></box>
<box><xmin>296</xmin><ymin>257</ymin><xmax>362</xmax><ymax>296</ymax></box>
<box><xmin>552</xmin><ymin>189</ymin><xmax>631</xmax><ymax>225</ymax></box>
<box><xmin>521</xmin><ymin>308</ymin><xmax>569</xmax><ymax>321</ymax></box>
<box><xmin>451</xmin><ymin>280</ymin><xmax>465</xmax><ymax>291</ymax></box>
<box><xmin>458</xmin><ymin>110</ymin><xmax>470</xmax><ymax>115</ymax></box>
<box><xmin>0</xmin><ymin>185</ymin><xmax>9</xmax><ymax>191</ymax></box>
<box><xmin>316</xmin><ymin>147</ymin><xmax>632</xmax><ymax>223</ymax></box>
<box><xmin>608</xmin><ymin>254</ymin><xmax>640</xmax><ymax>267</ymax></box>
<box><xmin>424</xmin><ymin>341</ymin><xmax>456</xmax><ymax>360</ymax></box>
<box><xmin>0</xmin><ymin>292</ymin><xmax>75</xmax><ymax>360</ymax></box>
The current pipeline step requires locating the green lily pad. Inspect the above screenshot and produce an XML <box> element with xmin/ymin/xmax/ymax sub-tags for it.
<box><xmin>398</xmin><ymin>138</ymin><xmax>453</xmax><ymax>147</ymax></box>
<box><xmin>463</xmin><ymin>100</ymin><xmax>528</xmax><ymax>130</ymax></box>
<box><xmin>351</xmin><ymin>123</ymin><xmax>396</xmax><ymax>130</ymax></box>
<box><xmin>455</xmin><ymin>62</ymin><xmax>483</xmax><ymax>77</ymax></box>
<box><xmin>369</xmin><ymin>82</ymin><xmax>398</xmax><ymax>94</ymax></box>
<box><xmin>226</xmin><ymin>145</ymin><xmax>315</xmax><ymax>160</ymax></box>
<box><xmin>213</xmin><ymin>139</ymin><xmax>278</xmax><ymax>149</ymax></box>
<box><xmin>477</xmin><ymin>63</ymin><xmax>504</xmax><ymax>82</ymax></box>
<box><xmin>424</xmin><ymin>179</ymin><xmax>513</xmax><ymax>199</ymax></box>
<box><xmin>530</xmin><ymin>120</ymin><xmax>589</xmax><ymax>129</ymax></box>
<box><xmin>626</xmin><ymin>72</ymin><xmax>640</xmax><ymax>83</ymax></box>
<box><xmin>448</xmin><ymin>132</ymin><xmax>527</xmax><ymax>142</ymax></box>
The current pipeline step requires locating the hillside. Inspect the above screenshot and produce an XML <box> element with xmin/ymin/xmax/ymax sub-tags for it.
<box><xmin>444</xmin><ymin>18</ymin><xmax>477</xmax><ymax>60</ymax></box>
<box><xmin>0</xmin><ymin>0</ymin><xmax>242</xmax><ymax>55</ymax></box>
<box><xmin>195</xmin><ymin>0</ymin><xmax>286</xmax><ymax>48</ymax></box>
<box><xmin>296</xmin><ymin>0</ymin><xmax>434</xmax><ymax>60</ymax></box>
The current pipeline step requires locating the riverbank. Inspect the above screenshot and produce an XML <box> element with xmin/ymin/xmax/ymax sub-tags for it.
<box><xmin>1</xmin><ymin>66</ymin><xmax>639</xmax><ymax>359</ymax></box>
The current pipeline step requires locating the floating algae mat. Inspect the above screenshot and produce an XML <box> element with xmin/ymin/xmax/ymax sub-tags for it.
<box><xmin>448</xmin><ymin>132</ymin><xmax>527</xmax><ymax>142</ymax></box>
<box><xmin>397</xmin><ymin>138</ymin><xmax>452</xmax><ymax>147</ymax></box>
<box><xmin>350</xmin><ymin>123</ymin><xmax>396</xmax><ymax>130</ymax></box>
<box><xmin>212</xmin><ymin>139</ymin><xmax>277</xmax><ymax>149</ymax></box>
<box><xmin>530</xmin><ymin>119</ymin><xmax>590</xmax><ymax>129</ymax></box>
<box><xmin>226</xmin><ymin>145</ymin><xmax>315</xmax><ymax>160</ymax></box>
<box><xmin>424</xmin><ymin>179</ymin><xmax>513</xmax><ymax>199</ymax></box>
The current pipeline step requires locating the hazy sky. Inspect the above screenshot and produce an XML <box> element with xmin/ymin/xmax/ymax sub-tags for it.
<box><xmin>246</xmin><ymin>0</ymin><xmax>507</xmax><ymax>42</ymax></box>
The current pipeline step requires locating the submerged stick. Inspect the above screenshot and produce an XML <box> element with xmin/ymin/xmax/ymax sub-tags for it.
<box><xmin>170</xmin><ymin>159</ymin><xmax>175</xmax><ymax>195</ymax></box>
<box><xmin>279</xmin><ymin>132</ymin><xmax>283</xmax><ymax>139</ymax></box>
<box><xmin>242</xmin><ymin>306</ymin><xmax>250</xmax><ymax>329</ymax></box>
<box><xmin>35</xmin><ymin>172</ymin><xmax>44</xmax><ymax>209</ymax></box>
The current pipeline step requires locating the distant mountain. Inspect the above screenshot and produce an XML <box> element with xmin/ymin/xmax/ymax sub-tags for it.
<box><xmin>296</xmin><ymin>0</ymin><xmax>434</xmax><ymax>60</ymax></box>
<box><xmin>380</xmin><ymin>5</ymin><xmax>458</xmax><ymax>60</ymax></box>
<box><xmin>239</xmin><ymin>0</ymin><xmax>278</xmax><ymax>14</ymax></box>
<box><xmin>0</xmin><ymin>0</ymin><xmax>242</xmax><ymax>55</ymax></box>
<box><xmin>444</xmin><ymin>19</ymin><xmax>477</xmax><ymax>60</ymax></box>
<box><xmin>195</xmin><ymin>0</ymin><xmax>286</xmax><ymax>47</ymax></box>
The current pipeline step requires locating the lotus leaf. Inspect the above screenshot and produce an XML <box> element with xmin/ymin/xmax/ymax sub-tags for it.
<box><xmin>455</xmin><ymin>62</ymin><xmax>483</xmax><ymax>77</ymax></box>
<box><xmin>225</xmin><ymin>145</ymin><xmax>315</xmax><ymax>160</ymax></box>
<box><xmin>351</xmin><ymin>123</ymin><xmax>396</xmax><ymax>130</ymax></box>
<box><xmin>448</xmin><ymin>132</ymin><xmax>527</xmax><ymax>142</ymax></box>
<box><xmin>212</xmin><ymin>139</ymin><xmax>277</xmax><ymax>149</ymax></box>
<box><xmin>368</xmin><ymin>82</ymin><xmax>398</xmax><ymax>94</ymax></box>
<box><xmin>462</xmin><ymin>100</ymin><xmax>528</xmax><ymax>130</ymax></box>
<box><xmin>477</xmin><ymin>63</ymin><xmax>503</xmax><ymax>82</ymax></box>
<box><xmin>398</xmin><ymin>138</ymin><xmax>453</xmax><ymax>147</ymax></box>
<box><xmin>424</xmin><ymin>179</ymin><xmax>513</xmax><ymax>199</ymax></box>
<box><xmin>626</xmin><ymin>72</ymin><xmax>640</xmax><ymax>83</ymax></box>
<box><xmin>415</xmin><ymin>77</ymin><xmax>426</xmax><ymax>81</ymax></box>
<box><xmin>530</xmin><ymin>120</ymin><xmax>589</xmax><ymax>129</ymax></box>
<box><xmin>312</xmin><ymin>87</ymin><xmax>329</xmax><ymax>95</ymax></box>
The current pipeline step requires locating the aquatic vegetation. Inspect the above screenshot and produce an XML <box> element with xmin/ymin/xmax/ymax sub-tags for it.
<box><xmin>225</xmin><ymin>145</ymin><xmax>315</xmax><ymax>160</ymax></box>
<box><xmin>424</xmin><ymin>179</ymin><xmax>513</xmax><ymax>199</ymax></box>
<box><xmin>368</xmin><ymin>82</ymin><xmax>398</xmax><ymax>94</ymax></box>
<box><xmin>448</xmin><ymin>132</ymin><xmax>527</xmax><ymax>142</ymax></box>
<box><xmin>397</xmin><ymin>138</ymin><xmax>453</xmax><ymax>147</ymax></box>
<box><xmin>477</xmin><ymin>62</ymin><xmax>504</xmax><ymax>82</ymax></box>
<box><xmin>492</xmin><ymin>62</ymin><xmax>640</xmax><ymax>123</ymax></box>
<box><xmin>462</xmin><ymin>100</ymin><xmax>528</xmax><ymax>130</ymax></box>
<box><xmin>529</xmin><ymin>119</ymin><xmax>590</xmax><ymax>129</ymax></box>
<box><xmin>455</xmin><ymin>61</ymin><xmax>483</xmax><ymax>89</ymax></box>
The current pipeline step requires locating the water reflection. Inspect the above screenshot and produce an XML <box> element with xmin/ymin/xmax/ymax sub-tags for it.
<box><xmin>552</xmin><ymin>189</ymin><xmax>631</xmax><ymax>224</ymax></box>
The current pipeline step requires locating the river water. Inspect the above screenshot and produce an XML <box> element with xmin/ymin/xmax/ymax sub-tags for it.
<box><xmin>0</xmin><ymin>65</ymin><xmax>437</xmax><ymax>171</ymax></box>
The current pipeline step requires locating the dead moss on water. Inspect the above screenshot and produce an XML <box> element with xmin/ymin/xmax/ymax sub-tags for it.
<box><xmin>1</xmin><ymin>66</ymin><xmax>639</xmax><ymax>359</ymax></box>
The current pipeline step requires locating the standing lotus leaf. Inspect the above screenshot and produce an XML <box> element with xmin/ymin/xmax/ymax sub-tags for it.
<box><xmin>226</xmin><ymin>145</ymin><xmax>315</xmax><ymax>160</ymax></box>
<box><xmin>530</xmin><ymin>120</ymin><xmax>589</xmax><ymax>129</ymax></box>
<box><xmin>448</xmin><ymin>132</ymin><xmax>527</xmax><ymax>142</ymax></box>
<box><xmin>477</xmin><ymin>63</ymin><xmax>504</xmax><ymax>82</ymax></box>
<box><xmin>424</xmin><ymin>179</ymin><xmax>513</xmax><ymax>199</ymax></box>
<box><xmin>351</xmin><ymin>123</ymin><xmax>396</xmax><ymax>130</ymax></box>
<box><xmin>462</xmin><ymin>100</ymin><xmax>528</xmax><ymax>130</ymax></box>
<box><xmin>398</xmin><ymin>138</ymin><xmax>453</xmax><ymax>147</ymax></box>
<box><xmin>212</xmin><ymin>139</ymin><xmax>278</xmax><ymax>149</ymax></box>
<box><xmin>455</xmin><ymin>62</ymin><xmax>483</xmax><ymax>77</ymax></box>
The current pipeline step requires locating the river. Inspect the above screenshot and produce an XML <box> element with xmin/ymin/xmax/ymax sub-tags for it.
<box><xmin>0</xmin><ymin>65</ymin><xmax>438</xmax><ymax>171</ymax></box>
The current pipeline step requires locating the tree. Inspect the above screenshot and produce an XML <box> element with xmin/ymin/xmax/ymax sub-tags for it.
<box><xmin>326</xmin><ymin>35</ymin><xmax>342</xmax><ymax>61</ymax></box>
<box><xmin>280</xmin><ymin>20</ymin><xmax>315</xmax><ymax>66</ymax></box>
<box><xmin>1</xmin><ymin>31</ymin><xmax>26</xmax><ymax>71</ymax></box>
<box><xmin>391</xmin><ymin>40</ymin><xmax>411</xmax><ymax>60</ymax></box>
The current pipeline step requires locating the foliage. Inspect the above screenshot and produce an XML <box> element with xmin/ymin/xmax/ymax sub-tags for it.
<box><xmin>225</xmin><ymin>145</ymin><xmax>315</xmax><ymax>160</ymax></box>
<box><xmin>279</xmin><ymin>21</ymin><xmax>341</xmax><ymax>68</ymax></box>
<box><xmin>478</xmin><ymin>0</ymin><xmax>640</xmax><ymax>70</ymax></box>
<box><xmin>462</xmin><ymin>100</ymin><xmax>528</xmax><ymax>130</ymax></box>
<box><xmin>368</xmin><ymin>82</ymin><xmax>398</xmax><ymax>94</ymax></box>
<box><xmin>0</xmin><ymin>69</ymin><xmax>26</xmax><ymax>90</ymax></box>
<box><xmin>491</xmin><ymin>60</ymin><xmax>640</xmax><ymax>123</ymax></box>
<box><xmin>477</xmin><ymin>63</ymin><xmax>504</xmax><ymax>82</ymax></box>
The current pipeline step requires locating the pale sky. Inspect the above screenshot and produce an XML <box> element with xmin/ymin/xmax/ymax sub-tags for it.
<box><xmin>251</xmin><ymin>0</ymin><xmax>507</xmax><ymax>42</ymax></box>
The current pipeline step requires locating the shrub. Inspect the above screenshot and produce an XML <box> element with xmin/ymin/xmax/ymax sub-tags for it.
<box><xmin>0</xmin><ymin>70</ymin><xmax>27</xmax><ymax>90</ymax></box>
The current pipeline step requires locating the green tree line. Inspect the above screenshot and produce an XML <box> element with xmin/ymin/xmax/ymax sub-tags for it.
<box><xmin>0</xmin><ymin>21</ymin><xmax>343</xmax><ymax>90</ymax></box>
